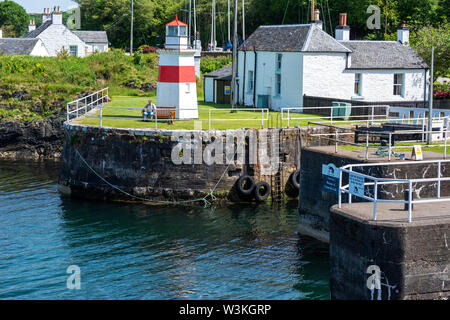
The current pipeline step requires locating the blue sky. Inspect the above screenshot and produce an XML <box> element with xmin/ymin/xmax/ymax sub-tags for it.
<box><xmin>6</xmin><ymin>0</ymin><xmax>79</xmax><ymax>13</ymax></box>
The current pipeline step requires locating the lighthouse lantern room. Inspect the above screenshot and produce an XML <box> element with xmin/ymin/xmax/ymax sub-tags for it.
<box><xmin>156</xmin><ymin>15</ymin><xmax>198</xmax><ymax>120</ymax></box>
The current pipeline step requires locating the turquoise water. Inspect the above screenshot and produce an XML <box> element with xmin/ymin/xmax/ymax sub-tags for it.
<box><xmin>0</xmin><ymin>160</ymin><xmax>329</xmax><ymax>300</ymax></box>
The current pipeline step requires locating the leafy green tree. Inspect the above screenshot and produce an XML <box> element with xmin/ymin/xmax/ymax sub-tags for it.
<box><xmin>0</xmin><ymin>0</ymin><xmax>29</xmax><ymax>37</ymax></box>
<box><xmin>75</xmin><ymin>0</ymin><xmax>180</xmax><ymax>49</ymax></box>
<box><xmin>410</xmin><ymin>23</ymin><xmax>450</xmax><ymax>78</ymax></box>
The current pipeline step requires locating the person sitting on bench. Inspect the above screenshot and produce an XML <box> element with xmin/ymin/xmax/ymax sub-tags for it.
<box><xmin>142</xmin><ymin>100</ymin><xmax>156</xmax><ymax>121</ymax></box>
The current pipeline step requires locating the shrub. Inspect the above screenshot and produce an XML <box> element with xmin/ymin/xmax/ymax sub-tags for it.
<box><xmin>200</xmin><ymin>56</ymin><xmax>232</xmax><ymax>75</ymax></box>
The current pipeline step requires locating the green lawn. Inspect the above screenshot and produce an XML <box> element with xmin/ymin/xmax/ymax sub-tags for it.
<box><xmin>77</xmin><ymin>96</ymin><xmax>327</xmax><ymax>130</ymax></box>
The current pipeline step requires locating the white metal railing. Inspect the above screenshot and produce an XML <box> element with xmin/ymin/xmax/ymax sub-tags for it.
<box><xmin>66</xmin><ymin>88</ymin><xmax>109</xmax><ymax>122</ymax></box>
<box><xmin>338</xmin><ymin>160</ymin><xmax>450</xmax><ymax>222</ymax></box>
<box><xmin>84</xmin><ymin>107</ymin><xmax>270</xmax><ymax>130</ymax></box>
<box><xmin>307</xmin><ymin>120</ymin><xmax>449</xmax><ymax>160</ymax></box>
<box><xmin>281</xmin><ymin>105</ymin><xmax>390</xmax><ymax>127</ymax></box>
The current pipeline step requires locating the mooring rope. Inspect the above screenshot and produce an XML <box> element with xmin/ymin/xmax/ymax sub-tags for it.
<box><xmin>74</xmin><ymin>149</ymin><xmax>235</xmax><ymax>207</ymax></box>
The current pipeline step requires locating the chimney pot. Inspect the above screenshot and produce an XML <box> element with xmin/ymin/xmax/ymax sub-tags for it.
<box><xmin>339</xmin><ymin>13</ymin><xmax>347</xmax><ymax>26</ymax></box>
<box><xmin>335</xmin><ymin>13</ymin><xmax>350</xmax><ymax>41</ymax></box>
<box><xmin>397</xmin><ymin>22</ymin><xmax>410</xmax><ymax>44</ymax></box>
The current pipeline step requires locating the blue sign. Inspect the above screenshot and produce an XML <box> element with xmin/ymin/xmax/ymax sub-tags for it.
<box><xmin>349</xmin><ymin>173</ymin><xmax>365</xmax><ymax>197</ymax></box>
<box><xmin>322</xmin><ymin>163</ymin><xmax>340</xmax><ymax>194</ymax></box>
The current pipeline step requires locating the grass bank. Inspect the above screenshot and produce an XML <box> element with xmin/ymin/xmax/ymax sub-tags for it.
<box><xmin>0</xmin><ymin>50</ymin><xmax>159</xmax><ymax>122</ymax></box>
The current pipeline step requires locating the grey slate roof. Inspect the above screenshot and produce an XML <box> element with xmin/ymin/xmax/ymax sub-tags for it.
<box><xmin>0</xmin><ymin>38</ymin><xmax>40</xmax><ymax>55</ymax></box>
<box><xmin>22</xmin><ymin>20</ymin><xmax>52</xmax><ymax>38</ymax></box>
<box><xmin>304</xmin><ymin>26</ymin><xmax>351</xmax><ymax>52</ymax></box>
<box><xmin>240</xmin><ymin>24</ymin><xmax>350</xmax><ymax>53</ymax></box>
<box><xmin>204</xmin><ymin>64</ymin><xmax>232</xmax><ymax>80</ymax></box>
<box><xmin>73</xmin><ymin>31</ymin><xmax>108</xmax><ymax>44</ymax></box>
<box><xmin>340</xmin><ymin>41</ymin><xmax>429</xmax><ymax>69</ymax></box>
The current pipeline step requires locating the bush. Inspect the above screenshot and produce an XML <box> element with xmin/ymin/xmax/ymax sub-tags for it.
<box><xmin>138</xmin><ymin>45</ymin><xmax>157</xmax><ymax>54</ymax></box>
<box><xmin>200</xmin><ymin>56</ymin><xmax>232</xmax><ymax>75</ymax></box>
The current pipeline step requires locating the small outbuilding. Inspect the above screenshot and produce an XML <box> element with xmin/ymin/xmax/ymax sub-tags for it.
<box><xmin>0</xmin><ymin>38</ymin><xmax>49</xmax><ymax>56</ymax></box>
<box><xmin>204</xmin><ymin>65</ymin><xmax>232</xmax><ymax>104</ymax></box>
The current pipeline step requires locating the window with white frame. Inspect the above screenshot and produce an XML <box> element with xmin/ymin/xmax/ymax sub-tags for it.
<box><xmin>248</xmin><ymin>70</ymin><xmax>254</xmax><ymax>92</ymax></box>
<box><xmin>186</xmin><ymin>83</ymin><xmax>191</xmax><ymax>93</ymax></box>
<box><xmin>69</xmin><ymin>45</ymin><xmax>78</xmax><ymax>57</ymax></box>
<box><xmin>354</xmin><ymin>73</ymin><xmax>362</xmax><ymax>95</ymax></box>
<box><xmin>275</xmin><ymin>74</ymin><xmax>281</xmax><ymax>96</ymax></box>
<box><xmin>393</xmin><ymin>74</ymin><xmax>404</xmax><ymax>96</ymax></box>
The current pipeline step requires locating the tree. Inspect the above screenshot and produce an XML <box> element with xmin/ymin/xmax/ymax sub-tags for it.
<box><xmin>410</xmin><ymin>23</ymin><xmax>450</xmax><ymax>78</ymax></box>
<box><xmin>0</xmin><ymin>0</ymin><xmax>29</xmax><ymax>37</ymax></box>
<box><xmin>75</xmin><ymin>0</ymin><xmax>180</xmax><ymax>49</ymax></box>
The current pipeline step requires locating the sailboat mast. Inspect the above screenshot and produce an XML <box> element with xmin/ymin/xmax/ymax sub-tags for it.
<box><xmin>311</xmin><ymin>0</ymin><xmax>315</xmax><ymax>21</ymax></box>
<box><xmin>188</xmin><ymin>0</ymin><xmax>192</xmax><ymax>45</ymax></box>
<box><xmin>242</xmin><ymin>0</ymin><xmax>245</xmax><ymax>41</ymax></box>
<box><xmin>228</xmin><ymin>0</ymin><xmax>231</xmax><ymax>43</ymax></box>
<box><xmin>231</xmin><ymin>0</ymin><xmax>238</xmax><ymax>109</ymax></box>
<box><xmin>193</xmin><ymin>0</ymin><xmax>197</xmax><ymax>35</ymax></box>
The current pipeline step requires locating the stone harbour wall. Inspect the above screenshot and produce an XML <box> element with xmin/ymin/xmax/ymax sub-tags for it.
<box><xmin>58</xmin><ymin>124</ymin><xmax>332</xmax><ymax>204</ymax></box>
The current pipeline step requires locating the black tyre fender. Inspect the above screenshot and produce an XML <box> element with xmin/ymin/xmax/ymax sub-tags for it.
<box><xmin>290</xmin><ymin>170</ymin><xmax>300</xmax><ymax>190</ymax></box>
<box><xmin>237</xmin><ymin>175</ymin><xmax>255</xmax><ymax>196</ymax></box>
<box><xmin>253</xmin><ymin>182</ymin><xmax>271</xmax><ymax>201</ymax></box>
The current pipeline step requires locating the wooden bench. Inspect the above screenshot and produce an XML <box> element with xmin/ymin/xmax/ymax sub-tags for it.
<box><xmin>144</xmin><ymin>106</ymin><xmax>176</xmax><ymax>124</ymax></box>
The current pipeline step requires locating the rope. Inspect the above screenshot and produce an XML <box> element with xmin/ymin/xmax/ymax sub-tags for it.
<box><xmin>74</xmin><ymin>148</ymin><xmax>236</xmax><ymax>208</ymax></box>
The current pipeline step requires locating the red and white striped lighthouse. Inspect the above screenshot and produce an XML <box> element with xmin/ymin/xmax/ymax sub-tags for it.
<box><xmin>156</xmin><ymin>15</ymin><xmax>199</xmax><ymax>120</ymax></box>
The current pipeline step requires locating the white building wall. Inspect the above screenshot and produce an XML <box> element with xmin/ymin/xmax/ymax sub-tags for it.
<box><xmin>204</xmin><ymin>77</ymin><xmax>214</xmax><ymax>102</ymax></box>
<box><xmin>30</xmin><ymin>39</ymin><xmax>49</xmax><ymax>57</ymax></box>
<box><xmin>37</xmin><ymin>25</ymin><xmax>86</xmax><ymax>57</ymax></box>
<box><xmin>355</xmin><ymin>69</ymin><xmax>426</xmax><ymax>102</ymax></box>
<box><xmin>302</xmin><ymin>53</ymin><xmax>354</xmax><ymax>101</ymax></box>
<box><xmin>237</xmin><ymin>51</ymin><xmax>303</xmax><ymax>110</ymax></box>
<box><xmin>85</xmin><ymin>43</ymin><xmax>108</xmax><ymax>55</ymax></box>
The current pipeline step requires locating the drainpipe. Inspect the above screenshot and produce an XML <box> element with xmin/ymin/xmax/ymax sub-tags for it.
<box><xmin>242</xmin><ymin>50</ymin><xmax>247</xmax><ymax>106</ymax></box>
<box><xmin>253</xmin><ymin>47</ymin><xmax>257</xmax><ymax>108</ymax></box>
<box><xmin>423</xmin><ymin>67</ymin><xmax>429</xmax><ymax>108</ymax></box>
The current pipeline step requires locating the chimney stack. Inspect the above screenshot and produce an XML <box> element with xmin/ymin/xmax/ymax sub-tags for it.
<box><xmin>312</xmin><ymin>9</ymin><xmax>323</xmax><ymax>30</ymax></box>
<box><xmin>397</xmin><ymin>21</ymin><xmax>410</xmax><ymax>44</ymax></box>
<box><xmin>335</xmin><ymin>13</ymin><xmax>350</xmax><ymax>41</ymax></box>
<box><xmin>28</xmin><ymin>20</ymin><xmax>36</xmax><ymax>32</ymax></box>
<box><xmin>42</xmin><ymin>8</ymin><xmax>51</xmax><ymax>24</ymax></box>
<box><xmin>52</xmin><ymin>6</ymin><xmax>63</xmax><ymax>25</ymax></box>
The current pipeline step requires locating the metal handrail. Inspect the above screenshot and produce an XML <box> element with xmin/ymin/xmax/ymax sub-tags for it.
<box><xmin>337</xmin><ymin>159</ymin><xmax>450</xmax><ymax>222</ymax></box>
<box><xmin>66</xmin><ymin>88</ymin><xmax>109</xmax><ymax>122</ymax></box>
<box><xmin>89</xmin><ymin>106</ymin><xmax>270</xmax><ymax>130</ymax></box>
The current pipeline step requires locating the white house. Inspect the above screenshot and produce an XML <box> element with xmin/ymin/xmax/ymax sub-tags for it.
<box><xmin>21</xmin><ymin>7</ymin><xmax>108</xmax><ymax>58</ymax></box>
<box><xmin>224</xmin><ymin>13</ymin><xmax>429</xmax><ymax>110</ymax></box>
<box><xmin>73</xmin><ymin>31</ymin><xmax>109</xmax><ymax>55</ymax></box>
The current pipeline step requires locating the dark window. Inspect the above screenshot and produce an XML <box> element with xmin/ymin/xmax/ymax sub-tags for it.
<box><xmin>275</xmin><ymin>74</ymin><xmax>281</xmax><ymax>95</ymax></box>
<box><xmin>393</xmin><ymin>74</ymin><xmax>403</xmax><ymax>96</ymax></box>
<box><xmin>354</xmin><ymin>74</ymin><xmax>361</xmax><ymax>95</ymax></box>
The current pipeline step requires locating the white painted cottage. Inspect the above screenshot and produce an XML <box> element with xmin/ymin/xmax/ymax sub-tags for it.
<box><xmin>216</xmin><ymin>13</ymin><xmax>429</xmax><ymax>110</ymax></box>
<box><xmin>21</xmin><ymin>7</ymin><xmax>108</xmax><ymax>58</ymax></box>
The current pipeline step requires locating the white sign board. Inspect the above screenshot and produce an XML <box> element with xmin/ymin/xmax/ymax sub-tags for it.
<box><xmin>349</xmin><ymin>173</ymin><xmax>365</xmax><ymax>197</ymax></box>
<box><xmin>412</xmin><ymin>145</ymin><xmax>423</xmax><ymax>161</ymax></box>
